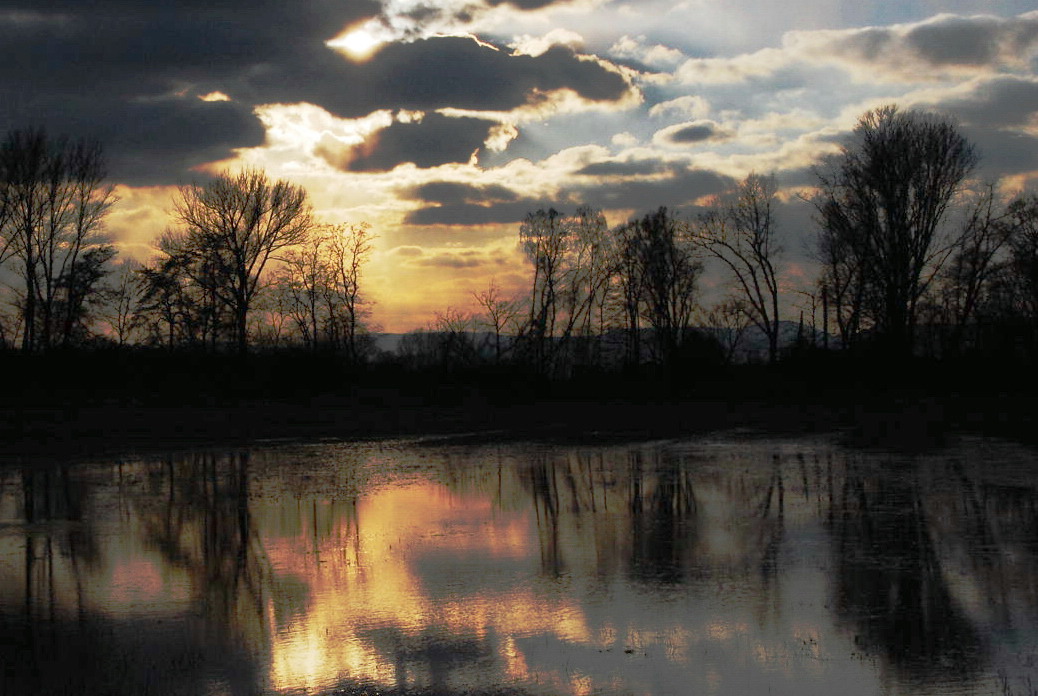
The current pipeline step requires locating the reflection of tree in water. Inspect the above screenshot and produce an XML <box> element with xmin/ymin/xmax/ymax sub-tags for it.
<box><xmin>831</xmin><ymin>457</ymin><xmax>985</xmax><ymax>681</ymax></box>
<box><xmin>526</xmin><ymin>452</ymin><xmax>565</xmax><ymax>577</ymax></box>
<box><xmin>358</xmin><ymin>624</ymin><xmax>496</xmax><ymax>693</ymax></box>
<box><xmin>627</xmin><ymin>449</ymin><xmax>698</xmax><ymax>584</ymax></box>
<box><xmin>516</xmin><ymin>448</ymin><xmax>700</xmax><ymax>585</ymax></box>
<box><xmin>1</xmin><ymin>465</ymin><xmax>101</xmax><ymax>691</ymax></box>
<box><xmin>0</xmin><ymin>454</ymin><xmax>270</xmax><ymax>695</ymax></box>
<box><xmin>133</xmin><ymin>451</ymin><xmax>271</xmax><ymax>690</ymax></box>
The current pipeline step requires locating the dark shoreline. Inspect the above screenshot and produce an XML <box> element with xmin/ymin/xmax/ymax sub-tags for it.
<box><xmin>2</xmin><ymin>348</ymin><xmax>1035</xmax><ymax>462</ymax></box>
<box><xmin>2</xmin><ymin>389</ymin><xmax>1034</xmax><ymax>463</ymax></box>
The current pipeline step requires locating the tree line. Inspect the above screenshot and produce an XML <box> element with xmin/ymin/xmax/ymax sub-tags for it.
<box><xmin>0</xmin><ymin>135</ymin><xmax>374</xmax><ymax>359</ymax></box>
<box><xmin>408</xmin><ymin>105</ymin><xmax>1038</xmax><ymax>377</ymax></box>
<box><xmin>2</xmin><ymin>106</ymin><xmax>1038</xmax><ymax>381</ymax></box>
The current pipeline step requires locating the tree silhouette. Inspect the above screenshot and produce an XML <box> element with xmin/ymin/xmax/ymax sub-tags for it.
<box><xmin>272</xmin><ymin>222</ymin><xmax>375</xmax><ymax>358</ymax></box>
<box><xmin>627</xmin><ymin>207</ymin><xmax>702</xmax><ymax>367</ymax></box>
<box><xmin>814</xmin><ymin>106</ymin><xmax>977</xmax><ymax>358</ymax></box>
<box><xmin>473</xmin><ymin>280</ymin><xmax>521</xmax><ymax>364</ymax></box>
<box><xmin>0</xmin><ymin>128</ymin><xmax>116</xmax><ymax>351</ymax></box>
<box><xmin>166</xmin><ymin>169</ymin><xmax>315</xmax><ymax>355</ymax></box>
<box><xmin>693</xmin><ymin>173</ymin><xmax>783</xmax><ymax>363</ymax></box>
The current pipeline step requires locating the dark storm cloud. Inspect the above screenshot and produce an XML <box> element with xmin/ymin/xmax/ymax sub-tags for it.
<box><xmin>964</xmin><ymin>127</ymin><xmax>1038</xmax><ymax>177</ymax></box>
<box><xmin>914</xmin><ymin>74</ymin><xmax>1038</xmax><ymax>178</ymax></box>
<box><xmin>405</xmin><ymin>199</ymin><xmax>553</xmax><ymax>225</ymax></box>
<box><xmin>903</xmin><ymin>12</ymin><xmax>1038</xmax><ymax>67</ymax></box>
<box><xmin>239</xmin><ymin>38</ymin><xmax>631</xmax><ymax>118</ymax></box>
<box><xmin>0</xmin><ymin>0</ymin><xmax>381</xmax><ymax>184</ymax></box>
<box><xmin>404</xmin><ymin>164</ymin><xmax>733</xmax><ymax>226</ymax></box>
<box><xmin>407</xmin><ymin>181</ymin><xmax>520</xmax><ymax>205</ymax></box>
<box><xmin>0</xmin><ymin>2</ymin><xmax>633</xmax><ymax>185</ymax></box>
<box><xmin>904</xmin><ymin>15</ymin><xmax>1005</xmax><ymax>66</ymax></box>
<box><xmin>318</xmin><ymin>114</ymin><xmax>499</xmax><ymax>172</ymax></box>
<box><xmin>932</xmin><ymin>76</ymin><xmax>1038</xmax><ymax>129</ymax></box>
<box><xmin>100</xmin><ymin>99</ymin><xmax>268</xmax><ymax>186</ymax></box>
<box><xmin>669</xmin><ymin>124</ymin><xmax>718</xmax><ymax>143</ymax></box>
<box><xmin>651</xmin><ymin>120</ymin><xmax>734</xmax><ymax>148</ymax></box>
<box><xmin>572</xmin><ymin>165</ymin><xmax>734</xmax><ymax>212</ymax></box>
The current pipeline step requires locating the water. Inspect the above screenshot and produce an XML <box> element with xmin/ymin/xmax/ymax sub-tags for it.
<box><xmin>2</xmin><ymin>434</ymin><xmax>1037</xmax><ymax>695</ymax></box>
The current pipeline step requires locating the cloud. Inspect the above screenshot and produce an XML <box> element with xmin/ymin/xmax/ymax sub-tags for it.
<box><xmin>405</xmin><ymin>199</ymin><xmax>550</xmax><ymax>226</ymax></box>
<box><xmin>576</xmin><ymin>160</ymin><xmax>668</xmax><ymax>177</ymax></box>
<box><xmin>649</xmin><ymin>96</ymin><xmax>711</xmax><ymax>120</ymax></box>
<box><xmin>0</xmin><ymin>0</ymin><xmax>382</xmax><ymax>184</ymax></box>
<box><xmin>407</xmin><ymin>181</ymin><xmax>520</xmax><ymax>205</ymax></box>
<box><xmin>318</xmin><ymin>113</ymin><xmax>498</xmax><ymax>172</ymax></box>
<box><xmin>387</xmin><ymin>242</ymin><xmax>514</xmax><ymax>271</ymax></box>
<box><xmin>670</xmin><ymin>11</ymin><xmax>1038</xmax><ymax>87</ymax></box>
<box><xmin>609</xmin><ymin>34</ymin><xmax>685</xmax><ymax>69</ymax></box>
<box><xmin>391</xmin><ymin>245</ymin><xmax>425</xmax><ymax>257</ymax></box>
<box><xmin>413</xmin><ymin>249</ymin><xmax>490</xmax><ymax>269</ymax></box>
<box><xmin>785</xmin><ymin>11</ymin><xmax>1038</xmax><ymax>81</ymax></box>
<box><xmin>889</xmin><ymin>74</ymin><xmax>1038</xmax><ymax>177</ymax></box>
<box><xmin>675</xmin><ymin>48</ymin><xmax>789</xmax><ymax>85</ymax></box>
<box><xmin>1</xmin><ymin>2</ymin><xmax>634</xmax><ymax>185</ymax></box>
<box><xmin>654</xmin><ymin>120</ymin><xmax>734</xmax><ymax>146</ymax></box>
<box><xmin>22</xmin><ymin>95</ymin><xmax>268</xmax><ymax>186</ymax></box>
<box><xmin>340</xmin><ymin>0</ymin><xmax>598</xmax><ymax>51</ymax></box>
<box><xmin>915</xmin><ymin>75</ymin><xmax>1038</xmax><ymax>129</ymax></box>
<box><xmin>510</xmin><ymin>28</ymin><xmax>585</xmax><ymax>57</ymax></box>
<box><xmin>244</xmin><ymin>37</ymin><xmax>633</xmax><ymax>118</ymax></box>
<box><xmin>570</xmin><ymin>164</ymin><xmax>733</xmax><ymax>213</ymax></box>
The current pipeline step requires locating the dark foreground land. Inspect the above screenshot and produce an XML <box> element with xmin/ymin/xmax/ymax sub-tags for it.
<box><xmin>1</xmin><ymin>349</ymin><xmax>1035</xmax><ymax>460</ymax></box>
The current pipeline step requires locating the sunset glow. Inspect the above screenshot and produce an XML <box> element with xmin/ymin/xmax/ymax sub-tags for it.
<box><xmin>6</xmin><ymin>1</ymin><xmax>1038</xmax><ymax>333</ymax></box>
<box><xmin>328</xmin><ymin>25</ymin><xmax>387</xmax><ymax>61</ymax></box>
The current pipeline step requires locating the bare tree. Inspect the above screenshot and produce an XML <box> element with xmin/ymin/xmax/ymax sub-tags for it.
<box><xmin>559</xmin><ymin>206</ymin><xmax>614</xmax><ymax>368</ymax></box>
<box><xmin>931</xmin><ymin>185</ymin><xmax>1012</xmax><ymax>355</ymax></box>
<box><xmin>325</xmin><ymin>222</ymin><xmax>375</xmax><ymax>363</ymax></box>
<box><xmin>58</xmin><ymin>244</ymin><xmax>117</xmax><ymax>345</ymax></box>
<box><xmin>474</xmin><ymin>280</ymin><xmax>521</xmax><ymax>363</ymax></box>
<box><xmin>99</xmin><ymin>259</ymin><xmax>146</xmax><ymax>346</ymax></box>
<box><xmin>704</xmin><ymin>297</ymin><xmax>753</xmax><ymax>365</ymax></box>
<box><xmin>137</xmin><ymin>252</ymin><xmax>220</xmax><ymax>349</ymax></box>
<box><xmin>516</xmin><ymin>206</ymin><xmax>615</xmax><ymax>373</ymax></box>
<box><xmin>274</xmin><ymin>229</ymin><xmax>329</xmax><ymax>350</ymax></box>
<box><xmin>169</xmin><ymin>169</ymin><xmax>314</xmax><ymax>355</ymax></box>
<box><xmin>814</xmin><ymin>105</ymin><xmax>977</xmax><ymax>357</ymax></box>
<box><xmin>266</xmin><ymin>221</ymin><xmax>375</xmax><ymax>358</ymax></box>
<box><xmin>693</xmin><ymin>173</ymin><xmax>783</xmax><ymax>363</ymax></box>
<box><xmin>518</xmin><ymin>208</ymin><xmax>568</xmax><ymax>372</ymax></box>
<box><xmin>0</xmin><ymin>128</ymin><xmax>116</xmax><ymax>350</ymax></box>
<box><xmin>628</xmin><ymin>207</ymin><xmax>702</xmax><ymax>366</ymax></box>
<box><xmin>432</xmin><ymin>306</ymin><xmax>479</xmax><ymax>370</ymax></box>
<box><xmin>612</xmin><ymin>220</ymin><xmax>645</xmax><ymax>367</ymax></box>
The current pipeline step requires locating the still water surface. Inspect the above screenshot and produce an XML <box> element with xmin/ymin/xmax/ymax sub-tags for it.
<box><xmin>2</xmin><ymin>435</ymin><xmax>1038</xmax><ymax>695</ymax></box>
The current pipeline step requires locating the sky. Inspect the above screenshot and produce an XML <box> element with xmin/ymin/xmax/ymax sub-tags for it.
<box><xmin>4</xmin><ymin>0</ymin><xmax>1038</xmax><ymax>331</ymax></box>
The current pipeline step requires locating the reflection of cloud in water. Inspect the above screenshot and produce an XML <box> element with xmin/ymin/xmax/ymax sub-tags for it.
<box><xmin>256</xmin><ymin>451</ymin><xmax>881</xmax><ymax>695</ymax></box>
<box><xmin>5</xmin><ymin>438</ymin><xmax>1038</xmax><ymax>695</ymax></box>
<box><xmin>262</xmin><ymin>481</ymin><xmax>592</xmax><ymax>692</ymax></box>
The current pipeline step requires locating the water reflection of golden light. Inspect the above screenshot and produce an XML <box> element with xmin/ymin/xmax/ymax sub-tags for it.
<box><xmin>261</xmin><ymin>480</ymin><xmax>592</xmax><ymax>693</ymax></box>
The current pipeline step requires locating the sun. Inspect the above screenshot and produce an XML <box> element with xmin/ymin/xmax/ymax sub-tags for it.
<box><xmin>328</xmin><ymin>24</ymin><xmax>386</xmax><ymax>61</ymax></box>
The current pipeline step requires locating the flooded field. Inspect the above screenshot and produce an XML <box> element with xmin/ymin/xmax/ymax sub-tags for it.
<box><xmin>2</xmin><ymin>434</ymin><xmax>1037</xmax><ymax>695</ymax></box>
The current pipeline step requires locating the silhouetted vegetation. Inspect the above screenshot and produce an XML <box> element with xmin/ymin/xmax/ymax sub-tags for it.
<box><xmin>3</xmin><ymin>105</ymin><xmax>1038</xmax><ymax>452</ymax></box>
